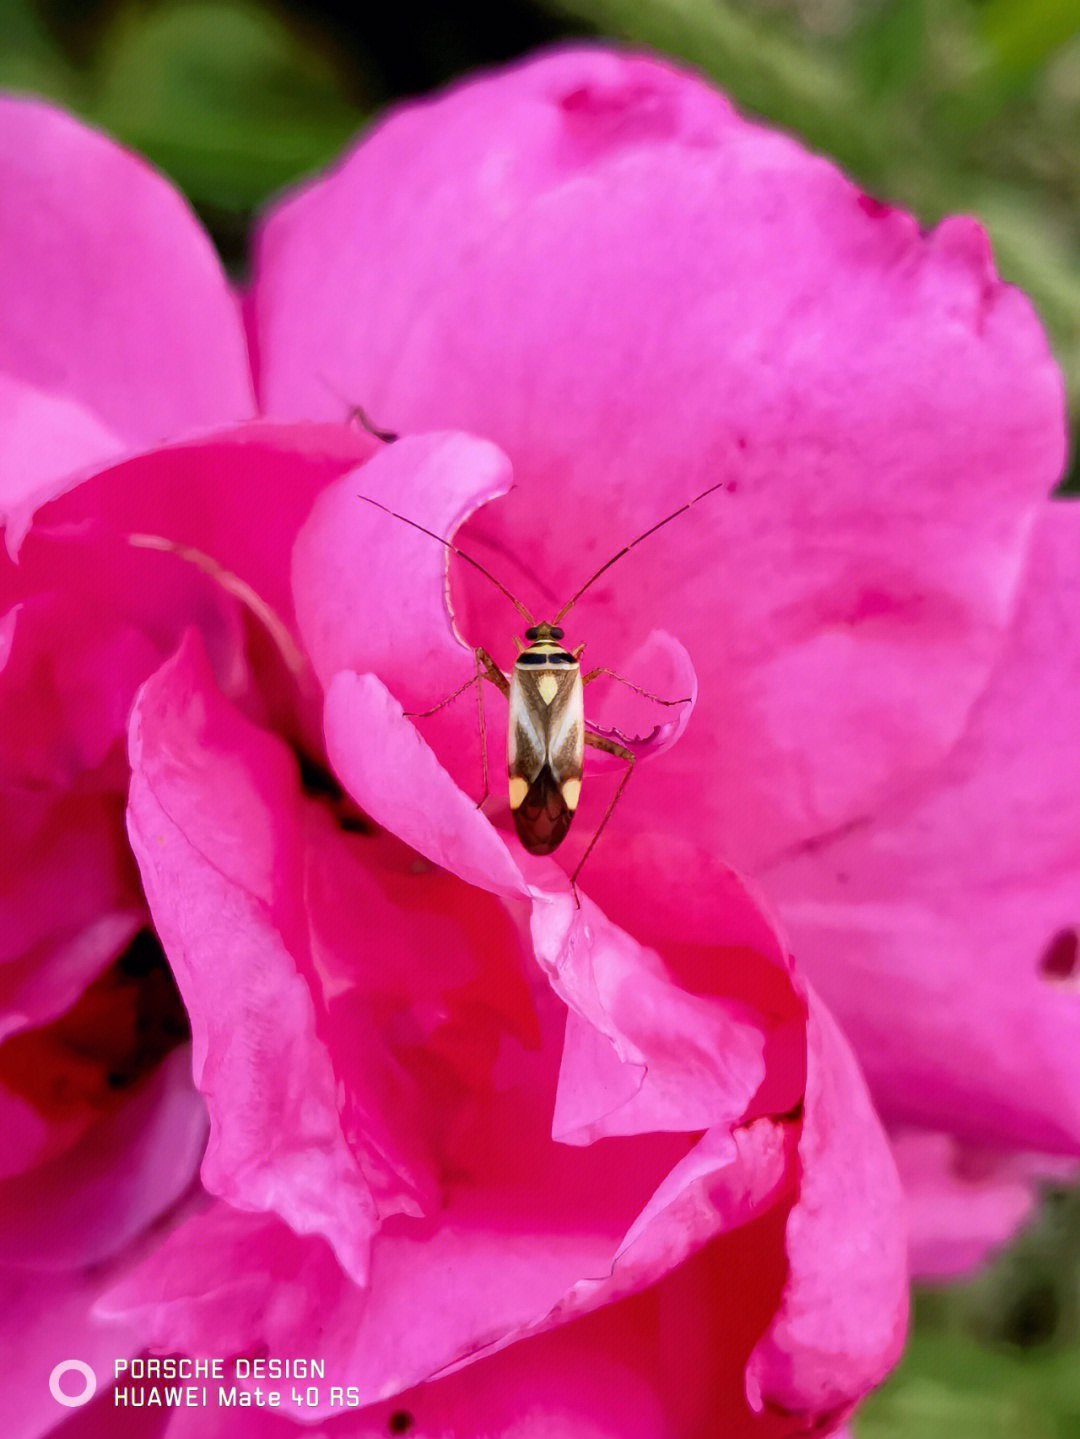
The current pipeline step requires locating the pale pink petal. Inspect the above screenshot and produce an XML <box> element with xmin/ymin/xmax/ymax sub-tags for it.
<box><xmin>126</xmin><ymin>631</ymin><xmax>379</xmax><ymax>1283</ymax></box>
<box><xmin>892</xmin><ymin>1129</ymin><xmax>1040</xmax><ymax>1281</ymax></box>
<box><xmin>252</xmin><ymin>46</ymin><xmax>1065</xmax><ymax>894</ymax></box>
<box><xmin>0</xmin><ymin>376</ymin><xmax>127</xmax><ymax>546</ymax></box>
<box><xmin>323</xmin><ymin>669</ymin><xmax>528</xmax><ymax>899</ymax></box>
<box><xmin>292</xmin><ymin>431</ymin><xmax>512</xmax><ymax>703</ymax></box>
<box><xmin>0</xmin><ymin>97</ymin><xmax>254</xmax><ymax>518</ymax></box>
<box><xmin>766</xmin><ymin>503</ymin><xmax>1080</xmax><ymax>1153</ymax></box>
<box><xmin>747</xmin><ymin>988</ymin><xmax>908</xmax><ymax>1424</ymax></box>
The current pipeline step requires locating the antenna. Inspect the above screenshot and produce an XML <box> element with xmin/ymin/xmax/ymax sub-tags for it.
<box><xmin>552</xmin><ymin>479</ymin><xmax>731</xmax><ymax>624</ymax></box>
<box><xmin>355</xmin><ymin>493</ymin><xmax>534</xmax><ymax>624</ymax></box>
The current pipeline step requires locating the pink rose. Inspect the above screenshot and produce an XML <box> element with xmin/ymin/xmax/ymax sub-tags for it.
<box><xmin>0</xmin><ymin>43</ymin><xmax>1070</xmax><ymax>1437</ymax></box>
<box><xmin>249</xmin><ymin>44</ymin><xmax>1073</xmax><ymax>1280</ymax></box>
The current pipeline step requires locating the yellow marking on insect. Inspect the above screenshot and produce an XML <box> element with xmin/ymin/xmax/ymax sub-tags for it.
<box><xmin>536</xmin><ymin>673</ymin><xmax>559</xmax><ymax>705</ymax></box>
<box><xmin>508</xmin><ymin>776</ymin><xmax>530</xmax><ymax>810</ymax></box>
<box><xmin>560</xmin><ymin>777</ymin><xmax>581</xmax><ymax>811</ymax></box>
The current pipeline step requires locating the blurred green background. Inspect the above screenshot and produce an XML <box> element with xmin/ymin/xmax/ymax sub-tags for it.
<box><xmin>3</xmin><ymin>0</ymin><xmax>1079</xmax><ymax>1431</ymax></box>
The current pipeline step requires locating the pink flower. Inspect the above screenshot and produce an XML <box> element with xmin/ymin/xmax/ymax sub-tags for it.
<box><xmin>249</xmin><ymin>44</ymin><xmax>1072</xmax><ymax>1278</ymax></box>
<box><xmin>0</xmin><ymin>42</ymin><xmax>1070</xmax><ymax>1438</ymax></box>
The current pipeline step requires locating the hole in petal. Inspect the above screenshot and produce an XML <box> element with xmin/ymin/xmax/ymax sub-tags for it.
<box><xmin>388</xmin><ymin>1411</ymin><xmax>414</xmax><ymax>1434</ymax></box>
<box><xmin>0</xmin><ymin>929</ymin><xmax>189</xmax><ymax>1119</ymax></box>
<box><xmin>1040</xmin><ymin>928</ymin><xmax>1079</xmax><ymax>981</ymax></box>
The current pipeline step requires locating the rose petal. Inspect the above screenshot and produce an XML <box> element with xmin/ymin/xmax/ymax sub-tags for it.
<box><xmin>323</xmin><ymin>669</ymin><xmax>528</xmax><ymax>899</ymax></box>
<box><xmin>127</xmin><ymin>631</ymin><xmax>380</xmax><ymax>1282</ymax></box>
<box><xmin>0</xmin><ymin>1263</ymin><xmax>142</xmax><ymax>1439</ymax></box>
<box><xmin>582</xmin><ymin>629</ymin><xmax>697</xmax><ymax>770</ymax></box>
<box><xmin>766</xmin><ymin>503</ymin><xmax>1080</xmax><ymax>1152</ymax></box>
<box><xmin>0</xmin><ymin>1047</ymin><xmax>206</xmax><ymax>1270</ymax></box>
<box><xmin>10</xmin><ymin>422</ymin><xmax>374</xmax><ymax>664</ymax></box>
<box><xmin>0</xmin><ymin>376</ymin><xmax>127</xmax><ymax>549</ymax></box>
<box><xmin>1</xmin><ymin>789</ymin><xmax>143</xmax><ymax>1039</ymax></box>
<box><xmin>292</xmin><ymin>430</ymin><xmax>513</xmax><ymax>704</ymax></box>
<box><xmin>891</xmin><ymin>1129</ymin><xmax>1041</xmax><ymax>1281</ymax></box>
<box><xmin>0</xmin><ymin>97</ymin><xmax>254</xmax><ymax>520</ymax></box>
<box><xmin>252</xmin><ymin>46</ymin><xmax>1065</xmax><ymax>891</ymax></box>
<box><xmin>747</xmin><ymin>987</ymin><xmax>908</xmax><ymax>1423</ymax></box>
<box><xmin>536</xmin><ymin>886</ymin><xmax>792</xmax><ymax>1143</ymax></box>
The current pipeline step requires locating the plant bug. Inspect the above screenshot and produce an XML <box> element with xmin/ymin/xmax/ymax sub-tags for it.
<box><xmin>356</xmin><ymin>467</ymin><xmax>728</xmax><ymax>900</ymax></box>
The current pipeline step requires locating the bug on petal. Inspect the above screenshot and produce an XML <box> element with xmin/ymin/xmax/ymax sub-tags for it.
<box><xmin>357</xmin><ymin>444</ymin><xmax>726</xmax><ymax>897</ymax></box>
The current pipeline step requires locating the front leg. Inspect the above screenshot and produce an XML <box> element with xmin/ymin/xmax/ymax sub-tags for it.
<box><xmin>406</xmin><ymin>648</ymin><xmax>508</xmax><ymax>811</ymax></box>
<box><xmin>581</xmin><ymin>667</ymin><xmax>691</xmax><ymax>707</ymax></box>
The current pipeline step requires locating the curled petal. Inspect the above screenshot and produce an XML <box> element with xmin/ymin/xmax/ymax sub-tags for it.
<box><xmin>324</xmin><ymin>669</ymin><xmax>528</xmax><ymax>900</ymax></box>
<box><xmin>582</xmin><ymin>629</ymin><xmax>697</xmax><ymax>771</ymax></box>
<box><xmin>292</xmin><ymin>430</ymin><xmax>513</xmax><ymax>707</ymax></box>
<box><xmin>127</xmin><ymin>632</ymin><xmax>380</xmax><ymax>1282</ymax></box>
<box><xmin>747</xmin><ymin>988</ymin><xmax>908</xmax><ymax>1423</ymax></box>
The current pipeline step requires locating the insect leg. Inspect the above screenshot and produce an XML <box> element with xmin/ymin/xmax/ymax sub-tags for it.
<box><xmin>349</xmin><ymin>404</ymin><xmax>398</xmax><ymax>444</ymax></box>
<box><xmin>571</xmin><ymin>734</ymin><xmax>635</xmax><ymax>905</ymax></box>
<box><xmin>581</xmin><ymin>668</ymin><xmax>691</xmax><ymax>707</ymax></box>
<box><xmin>406</xmin><ymin>649</ymin><xmax>508</xmax><ymax>810</ymax></box>
<box><xmin>404</xmin><ymin>673</ymin><xmax>480</xmax><ymax>719</ymax></box>
<box><xmin>472</xmin><ymin>647</ymin><xmax>509</xmax><ymax>810</ymax></box>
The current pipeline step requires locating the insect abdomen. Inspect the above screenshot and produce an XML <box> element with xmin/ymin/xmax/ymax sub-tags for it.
<box><xmin>511</xmin><ymin>767</ymin><xmax>574</xmax><ymax>853</ymax></box>
<box><xmin>507</xmin><ymin>649</ymin><xmax>584</xmax><ymax>856</ymax></box>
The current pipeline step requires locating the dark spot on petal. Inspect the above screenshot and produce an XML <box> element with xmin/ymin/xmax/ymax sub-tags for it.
<box><xmin>857</xmin><ymin>192</ymin><xmax>893</xmax><ymax>220</ymax></box>
<box><xmin>1040</xmin><ymin>928</ymin><xmax>1078</xmax><ymax>980</ymax></box>
<box><xmin>388</xmin><ymin>1412</ymin><xmax>414</xmax><ymax>1435</ymax></box>
<box><xmin>555</xmin><ymin>72</ymin><xmax>680</xmax><ymax>159</ymax></box>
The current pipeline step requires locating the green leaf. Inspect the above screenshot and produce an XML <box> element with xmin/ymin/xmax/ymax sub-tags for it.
<box><xmin>0</xmin><ymin>0</ymin><xmax>81</xmax><ymax>104</ymax></box>
<box><xmin>89</xmin><ymin>0</ymin><xmax>370</xmax><ymax>216</ymax></box>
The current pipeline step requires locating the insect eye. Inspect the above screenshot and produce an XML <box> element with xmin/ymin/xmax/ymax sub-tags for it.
<box><xmin>525</xmin><ymin>626</ymin><xmax>539</xmax><ymax>641</ymax></box>
<box><xmin>550</xmin><ymin>626</ymin><xmax>564</xmax><ymax>640</ymax></box>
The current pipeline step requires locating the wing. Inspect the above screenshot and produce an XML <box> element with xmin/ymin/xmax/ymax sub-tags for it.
<box><xmin>507</xmin><ymin>667</ymin><xmax>584</xmax><ymax>855</ymax></box>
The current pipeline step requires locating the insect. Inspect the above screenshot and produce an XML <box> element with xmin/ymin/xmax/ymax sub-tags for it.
<box><xmin>356</xmin><ymin>469</ymin><xmax>728</xmax><ymax>900</ymax></box>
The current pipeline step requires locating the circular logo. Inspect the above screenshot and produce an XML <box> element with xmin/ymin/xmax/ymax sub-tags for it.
<box><xmin>49</xmin><ymin>1360</ymin><xmax>97</xmax><ymax>1408</ymax></box>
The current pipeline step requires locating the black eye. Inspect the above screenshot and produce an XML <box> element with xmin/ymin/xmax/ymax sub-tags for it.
<box><xmin>550</xmin><ymin>626</ymin><xmax>564</xmax><ymax>639</ymax></box>
<box><xmin>525</xmin><ymin>626</ymin><xmax>539</xmax><ymax>640</ymax></box>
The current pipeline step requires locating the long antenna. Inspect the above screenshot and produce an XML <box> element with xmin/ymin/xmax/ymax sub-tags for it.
<box><xmin>553</xmin><ymin>479</ymin><xmax>731</xmax><ymax>623</ymax></box>
<box><xmin>356</xmin><ymin>493</ymin><xmax>535</xmax><ymax>624</ymax></box>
